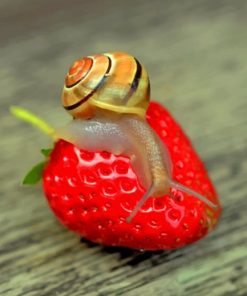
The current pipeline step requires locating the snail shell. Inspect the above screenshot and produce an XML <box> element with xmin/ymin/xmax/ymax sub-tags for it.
<box><xmin>62</xmin><ymin>52</ymin><xmax>150</xmax><ymax>119</ymax></box>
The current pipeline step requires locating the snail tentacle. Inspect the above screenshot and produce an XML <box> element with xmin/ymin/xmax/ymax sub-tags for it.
<box><xmin>126</xmin><ymin>182</ymin><xmax>155</xmax><ymax>223</ymax></box>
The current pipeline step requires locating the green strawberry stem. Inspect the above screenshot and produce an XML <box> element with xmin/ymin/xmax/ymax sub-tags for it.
<box><xmin>10</xmin><ymin>106</ymin><xmax>55</xmax><ymax>185</ymax></box>
<box><xmin>10</xmin><ymin>106</ymin><xmax>55</xmax><ymax>138</ymax></box>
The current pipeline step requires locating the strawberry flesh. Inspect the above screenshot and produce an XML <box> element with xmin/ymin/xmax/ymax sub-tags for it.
<box><xmin>43</xmin><ymin>102</ymin><xmax>221</xmax><ymax>250</ymax></box>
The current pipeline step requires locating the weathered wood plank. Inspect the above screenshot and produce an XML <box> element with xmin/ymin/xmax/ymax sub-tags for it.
<box><xmin>0</xmin><ymin>0</ymin><xmax>247</xmax><ymax>295</ymax></box>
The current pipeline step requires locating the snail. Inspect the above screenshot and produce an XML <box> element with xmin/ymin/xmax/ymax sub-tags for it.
<box><xmin>57</xmin><ymin>51</ymin><xmax>217</xmax><ymax>222</ymax></box>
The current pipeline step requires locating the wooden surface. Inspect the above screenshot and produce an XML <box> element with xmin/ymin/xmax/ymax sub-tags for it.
<box><xmin>1</xmin><ymin>0</ymin><xmax>247</xmax><ymax>295</ymax></box>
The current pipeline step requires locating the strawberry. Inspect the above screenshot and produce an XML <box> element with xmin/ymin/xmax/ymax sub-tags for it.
<box><xmin>40</xmin><ymin>101</ymin><xmax>221</xmax><ymax>251</ymax></box>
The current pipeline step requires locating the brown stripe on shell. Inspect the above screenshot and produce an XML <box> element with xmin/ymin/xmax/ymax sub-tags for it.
<box><xmin>122</xmin><ymin>57</ymin><xmax>142</xmax><ymax>104</ymax></box>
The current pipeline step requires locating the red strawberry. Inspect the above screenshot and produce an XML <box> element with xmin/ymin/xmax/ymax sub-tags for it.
<box><xmin>42</xmin><ymin>101</ymin><xmax>221</xmax><ymax>250</ymax></box>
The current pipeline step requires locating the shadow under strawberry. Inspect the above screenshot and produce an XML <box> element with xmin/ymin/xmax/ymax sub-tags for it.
<box><xmin>80</xmin><ymin>236</ymin><xmax>166</xmax><ymax>269</ymax></box>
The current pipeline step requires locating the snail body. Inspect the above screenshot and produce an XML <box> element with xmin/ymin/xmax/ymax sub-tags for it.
<box><xmin>58</xmin><ymin>51</ymin><xmax>217</xmax><ymax>221</ymax></box>
<box><xmin>58</xmin><ymin>111</ymin><xmax>171</xmax><ymax>197</ymax></box>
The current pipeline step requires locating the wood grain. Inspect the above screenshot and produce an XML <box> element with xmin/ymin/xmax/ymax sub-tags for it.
<box><xmin>0</xmin><ymin>0</ymin><xmax>247</xmax><ymax>295</ymax></box>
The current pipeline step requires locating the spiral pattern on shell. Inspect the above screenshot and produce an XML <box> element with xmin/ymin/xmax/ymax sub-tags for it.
<box><xmin>62</xmin><ymin>52</ymin><xmax>150</xmax><ymax>119</ymax></box>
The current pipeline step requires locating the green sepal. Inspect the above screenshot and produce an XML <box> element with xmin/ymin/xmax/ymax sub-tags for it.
<box><xmin>22</xmin><ymin>161</ymin><xmax>46</xmax><ymax>185</ymax></box>
<box><xmin>41</xmin><ymin>148</ymin><xmax>52</xmax><ymax>157</ymax></box>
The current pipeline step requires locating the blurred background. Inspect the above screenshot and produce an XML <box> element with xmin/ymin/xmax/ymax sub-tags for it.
<box><xmin>1</xmin><ymin>0</ymin><xmax>246</xmax><ymax>166</ymax></box>
<box><xmin>0</xmin><ymin>0</ymin><xmax>246</xmax><ymax>295</ymax></box>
